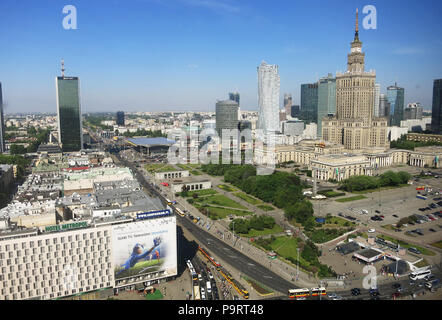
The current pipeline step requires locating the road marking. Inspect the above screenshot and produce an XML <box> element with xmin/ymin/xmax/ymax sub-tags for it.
<box><xmin>248</xmin><ymin>263</ymin><xmax>255</xmax><ymax>266</ymax></box>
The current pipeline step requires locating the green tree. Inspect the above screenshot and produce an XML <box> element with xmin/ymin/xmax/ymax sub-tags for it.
<box><xmin>10</xmin><ymin>144</ymin><xmax>27</xmax><ymax>155</ymax></box>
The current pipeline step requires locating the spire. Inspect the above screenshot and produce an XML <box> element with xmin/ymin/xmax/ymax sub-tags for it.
<box><xmin>61</xmin><ymin>58</ymin><xmax>65</xmax><ymax>77</ymax></box>
<box><xmin>354</xmin><ymin>8</ymin><xmax>359</xmax><ymax>41</ymax></box>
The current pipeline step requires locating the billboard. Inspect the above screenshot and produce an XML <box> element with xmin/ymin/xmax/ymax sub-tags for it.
<box><xmin>112</xmin><ymin>217</ymin><xmax>177</xmax><ymax>281</ymax></box>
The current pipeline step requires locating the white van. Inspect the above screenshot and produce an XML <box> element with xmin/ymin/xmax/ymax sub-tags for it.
<box><xmin>409</xmin><ymin>269</ymin><xmax>431</xmax><ymax>281</ymax></box>
<box><xmin>206</xmin><ymin>281</ymin><xmax>212</xmax><ymax>294</ymax></box>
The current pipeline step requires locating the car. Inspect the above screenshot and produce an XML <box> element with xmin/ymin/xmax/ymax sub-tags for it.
<box><xmin>332</xmin><ymin>295</ymin><xmax>344</xmax><ymax>300</ymax></box>
<box><xmin>350</xmin><ymin>288</ymin><xmax>361</xmax><ymax>296</ymax></box>
<box><xmin>408</xmin><ymin>247</ymin><xmax>422</xmax><ymax>254</ymax></box>
<box><xmin>424</xmin><ymin>274</ymin><xmax>436</xmax><ymax>281</ymax></box>
<box><xmin>369</xmin><ymin>288</ymin><xmax>380</xmax><ymax>296</ymax></box>
<box><xmin>368</xmin><ymin>229</ymin><xmax>376</xmax><ymax>233</ymax></box>
<box><xmin>392</xmin><ymin>283</ymin><xmax>402</xmax><ymax>292</ymax></box>
<box><xmin>328</xmin><ymin>293</ymin><xmax>338</xmax><ymax>299</ymax></box>
<box><xmin>429</xmin><ymin>228</ymin><xmax>437</xmax><ymax>232</ymax></box>
<box><xmin>380</xmin><ymin>215</ymin><xmax>385</xmax><ymax>219</ymax></box>
<box><xmin>418</xmin><ymin>208</ymin><xmax>425</xmax><ymax>212</ymax></box>
<box><xmin>375</xmin><ymin>210</ymin><xmax>381</xmax><ymax>214</ymax></box>
<box><xmin>393</xmin><ymin>214</ymin><xmax>399</xmax><ymax>218</ymax></box>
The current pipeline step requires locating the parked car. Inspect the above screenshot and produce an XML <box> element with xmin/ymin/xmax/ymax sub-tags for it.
<box><xmin>393</xmin><ymin>214</ymin><xmax>399</xmax><ymax>218</ymax></box>
<box><xmin>429</xmin><ymin>228</ymin><xmax>437</xmax><ymax>232</ymax></box>
<box><xmin>351</xmin><ymin>288</ymin><xmax>361</xmax><ymax>296</ymax></box>
<box><xmin>369</xmin><ymin>288</ymin><xmax>380</xmax><ymax>297</ymax></box>
<box><xmin>408</xmin><ymin>247</ymin><xmax>421</xmax><ymax>254</ymax></box>
<box><xmin>368</xmin><ymin>229</ymin><xmax>376</xmax><ymax>233</ymax></box>
<box><xmin>375</xmin><ymin>210</ymin><xmax>381</xmax><ymax>214</ymax></box>
<box><xmin>424</xmin><ymin>274</ymin><xmax>436</xmax><ymax>282</ymax></box>
<box><xmin>392</xmin><ymin>283</ymin><xmax>402</xmax><ymax>292</ymax></box>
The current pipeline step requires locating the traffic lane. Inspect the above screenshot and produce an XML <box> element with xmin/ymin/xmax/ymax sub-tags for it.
<box><xmin>177</xmin><ymin>214</ymin><xmax>296</xmax><ymax>295</ymax></box>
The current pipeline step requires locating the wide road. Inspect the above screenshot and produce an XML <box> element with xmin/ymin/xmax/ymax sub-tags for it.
<box><xmin>113</xmin><ymin>152</ymin><xmax>297</xmax><ymax>297</ymax></box>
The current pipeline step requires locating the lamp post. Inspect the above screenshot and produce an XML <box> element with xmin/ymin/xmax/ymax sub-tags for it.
<box><xmin>297</xmin><ymin>248</ymin><xmax>300</xmax><ymax>281</ymax></box>
<box><xmin>232</xmin><ymin>221</ymin><xmax>235</xmax><ymax>246</ymax></box>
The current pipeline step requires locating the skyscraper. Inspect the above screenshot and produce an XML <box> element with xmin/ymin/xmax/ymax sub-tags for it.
<box><xmin>300</xmin><ymin>83</ymin><xmax>318</xmax><ymax>123</ymax></box>
<box><xmin>116</xmin><ymin>111</ymin><xmax>125</xmax><ymax>126</ymax></box>
<box><xmin>56</xmin><ymin>60</ymin><xmax>83</xmax><ymax>152</ymax></box>
<box><xmin>215</xmin><ymin>100</ymin><xmax>239</xmax><ymax>137</ymax></box>
<box><xmin>0</xmin><ymin>82</ymin><xmax>5</xmax><ymax>153</ymax></box>
<box><xmin>284</xmin><ymin>93</ymin><xmax>293</xmax><ymax>117</ymax></box>
<box><xmin>374</xmin><ymin>83</ymin><xmax>380</xmax><ymax>117</ymax></box>
<box><xmin>229</xmin><ymin>92</ymin><xmax>240</xmax><ymax>106</ymax></box>
<box><xmin>404</xmin><ymin>103</ymin><xmax>423</xmax><ymax>120</ymax></box>
<box><xmin>387</xmin><ymin>83</ymin><xmax>405</xmax><ymax>126</ymax></box>
<box><xmin>317</xmin><ymin>73</ymin><xmax>336</xmax><ymax>137</ymax></box>
<box><xmin>379</xmin><ymin>94</ymin><xmax>390</xmax><ymax>118</ymax></box>
<box><xmin>257</xmin><ymin>61</ymin><xmax>280</xmax><ymax>136</ymax></box>
<box><xmin>431</xmin><ymin>79</ymin><xmax>442</xmax><ymax>134</ymax></box>
<box><xmin>322</xmin><ymin>9</ymin><xmax>388</xmax><ymax>150</ymax></box>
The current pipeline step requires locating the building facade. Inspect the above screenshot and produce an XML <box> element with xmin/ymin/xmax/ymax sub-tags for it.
<box><xmin>317</xmin><ymin>73</ymin><xmax>336</xmax><ymax>137</ymax></box>
<box><xmin>431</xmin><ymin>79</ymin><xmax>442</xmax><ymax>134</ymax></box>
<box><xmin>387</xmin><ymin>83</ymin><xmax>405</xmax><ymax>126</ymax></box>
<box><xmin>215</xmin><ymin>100</ymin><xmax>239</xmax><ymax>137</ymax></box>
<box><xmin>374</xmin><ymin>83</ymin><xmax>380</xmax><ymax>117</ymax></box>
<box><xmin>300</xmin><ymin>83</ymin><xmax>318</xmax><ymax>124</ymax></box>
<box><xmin>257</xmin><ymin>61</ymin><xmax>280</xmax><ymax>136</ymax></box>
<box><xmin>56</xmin><ymin>72</ymin><xmax>83</xmax><ymax>152</ymax></box>
<box><xmin>116</xmin><ymin>111</ymin><xmax>125</xmax><ymax>126</ymax></box>
<box><xmin>284</xmin><ymin>94</ymin><xmax>293</xmax><ymax>118</ymax></box>
<box><xmin>228</xmin><ymin>92</ymin><xmax>240</xmax><ymax>106</ymax></box>
<box><xmin>404</xmin><ymin>103</ymin><xmax>423</xmax><ymax>120</ymax></box>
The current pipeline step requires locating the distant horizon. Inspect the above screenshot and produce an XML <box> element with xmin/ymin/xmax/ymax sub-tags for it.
<box><xmin>1</xmin><ymin>0</ymin><xmax>441</xmax><ymax>113</ymax></box>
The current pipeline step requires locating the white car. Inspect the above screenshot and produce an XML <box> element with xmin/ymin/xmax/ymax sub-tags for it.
<box><xmin>368</xmin><ymin>229</ymin><xmax>376</xmax><ymax>233</ymax></box>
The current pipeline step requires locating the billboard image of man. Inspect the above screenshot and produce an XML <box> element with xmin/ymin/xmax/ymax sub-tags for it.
<box><xmin>115</xmin><ymin>237</ymin><xmax>163</xmax><ymax>278</ymax></box>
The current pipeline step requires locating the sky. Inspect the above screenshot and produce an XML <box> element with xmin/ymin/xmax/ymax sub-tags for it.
<box><xmin>0</xmin><ymin>0</ymin><xmax>441</xmax><ymax>113</ymax></box>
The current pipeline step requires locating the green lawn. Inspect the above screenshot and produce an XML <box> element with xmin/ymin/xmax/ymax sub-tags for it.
<box><xmin>307</xmin><ymin>228</ymin><xmax>353</xmax><ymax>244</ymax></box>
<box><xmin>194</xmin><ymin>194</ymin><xmax>248</xmax><ymax>210</ymax></box>
<box><xmin>430</xmin><ymin>241</ymin><xmax>442</xmax><ymax>249</ymax></box>
<box><xmin>233</xmin><ymin>192</ymin><xmax>262</xmax><ymax>205</ymax></box>
<box><xmin>335</xmin><ymin>195</ymin><xmax>367</xmax><ymax>203</ymax></box>
<box><xmin>190</xmin><ymin>170</ymin><xmax>202</xmax><ymax>176</ymax></box>
<box><xmin>145</xmin><ymin>289</ymin><xmax>164</xmax><ymax>300</ymax></box>
<box><xmin>185</xmin><ymin>189</ymin><xmax>218</xmax><ymax>197</ymax></box>
<box><xmin>324</xmin><ymin>216</ymin><xmax>356</xmax><ymax>227</ymax></box>
<box><xmin>377</xmin><ymin>234</ymin><xmax>436</xmax><ymax>256</ymax></box>
<box><xmin>218</xmin><ymin>184</ymin><xmax>238</xmax><ymax>192</ymax></box>
<box><xmin>241</xmin><ymin>276</ymin><xmax>273</xmax><ymax>295</ymax></box>
<box><xmin>243</xmin><ymin>224</ymin><xmax>284</xmax><ymax>238</ymax></box>
<box><xmin>145</xmin><ymin>163</ymin><xmax>177</xmax><ymax>173</ymax></box>
<box><xmin>199</xmin><ymin>205</ymin><xmax>252</xmax><ymax>219</ymax></box>
<box><xmin>257</xmin><ymin>204</ymin><xmax>275</xmax><ymax>211</ymax></box>
<box><xmin>414</xmin><ymin>259</ymin><xmax>430</xmax><ymax>268</ymax></box>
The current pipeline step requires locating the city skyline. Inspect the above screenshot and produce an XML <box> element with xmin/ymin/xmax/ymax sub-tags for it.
<box><xmin>0</xmin><ymin>0</ymin><xmax>441</xmax><ymax>113</ymax></box>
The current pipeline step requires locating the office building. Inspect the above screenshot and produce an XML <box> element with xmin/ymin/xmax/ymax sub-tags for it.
<box><xmin>0</xmin><ymin>82</ymin><xmax>5</xmax><ymax>153</ymax></box>
<box><xmin>379</xmin><ymin>94</ymin><xmax>390</xmax><ymax>118</ymax></box>
<box><xmin>322</xmin><ymin>9</ymin><xmax>389</xmax><ymax>150</ymax></box>
<box><xmin>56</xmin><ymin>60</ymin><xmax>83</xmax><ymax>152</ymax></box>
<box><xmin>387</xmin><ymin>83</ymin><xmax>405</xmax><ymax>126</ymax></box>
<box><xmin>300</xmin><ymin>83</ymin><xmax>318</xmax><ymax>123</ymax></box>
<box><xmin>374</xmin><ymin>83</ymin><xmax>380</xmax><ymax>117</ymax></box>
<box><xmin>404</xmin><ymin>103</ymin><xmax>423</xmax><ymax>120</ymax></box>
<box><xmin>431</xmin><ymin>79</ymin><xmax>442</xmax><ymax>134</ymax></box>
<box><xmin>291</xmin><ymin>105</ymin><xmax>300</xmax><ymax>118</ymax></box>
<box><xmin>284</xmin><ymin>94</ymin><xmax>293</xmax><ymax>117</ymax></box>
<box><xmin>257</xmin><ymin>61</ymin><xmax>280</xmax><ymax>136</ymax></box>
<box><xmin>215</xmin><ymin>100</ymin><xmax>239</xmax><ymax>137</ymax></box>
<box><xmin>317</xmin><ymin>73</ymin><xmax>336</xmax><ymax>137</ymax></box>
<box><xmin>283</xmin><ymin>120</ymin><xmax>305</xmax><ymax>136</ymax></box>
<box><xmin>229</xmin><ymin>92</ymin><xmax>240</xmax><ymax>106</ymax></box>
<box><xmin>116</xmin><ymin>111</ymin><xmax>125</xmax><ymax>126</ymax></box>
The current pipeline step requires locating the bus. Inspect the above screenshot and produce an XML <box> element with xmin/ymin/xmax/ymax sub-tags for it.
<box><xmin>198</xmin><ymin>246</ymin><xmax>221</xmax><ymax>269</ymax></box>
<box><xmin>165</xmin><ymin>198</ymin><xmax>177</xmax><ymax>205</ymax></box>
<box><xmin>288</xmin><ymin>288</ymin><xmax>310</xmax><ymax>299</ymax></box>
<box><xmin>193</xmin><ymin>283</ymin><xmax>201</xmax><ymax>300</ymax></box>
<box><xmin>410</xmin><ymin>269</ymin><xmax>432</xmax><ymax>281</ymax></box>
<box><xmin>231</xmin><ymin>278</ymin><xmax>249</xmax><ymax>299</ymax></box>
<box><xmin>175</xmin><ymin>207</ymin><xmax>185</xmax><ymax>217</ymax></box>
<box><xmin>416</xmin><ymin>186</ymin><xmax>426</xmax><ymax>191</ymax></box>
<box><xmin>310</xmin><ymin>287</ymin><xmax>327</xmax><ymax>297</ymax></box>
<box><xmin>416</xmin><ymin>195</ymin><xmax>428</xmax><ymax>200</ymax></box>
<box><xmin>186</xmin><ymin>260</ymin><xmax>197</xmax><ymax>280</ymax></box>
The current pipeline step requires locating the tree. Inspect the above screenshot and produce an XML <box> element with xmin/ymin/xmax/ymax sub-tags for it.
<box><xmin>229</xmin><ymin>219</ymin><xmax>250</xmax><ymax>234</ymax></box>
<box><xmin>10</xmin><ymin>144</ymin><xmax>27</xmax><ymax>155</ymax></box>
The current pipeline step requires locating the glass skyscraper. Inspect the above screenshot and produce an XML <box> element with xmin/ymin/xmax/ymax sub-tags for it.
<box><xmin>116</xmin><ymin>111</ymin><xmax>125</xmax><ymax>126</ymax></box>
<box><xmin>229</xmin><ymin>92</ymin><xmax>240</xmax><ymax>106</ymax></box>
<box><xmin>0</xmin><ymin>82</ymin><xmax>5</xmax><ymax>153</ymax></box>
<box><xmin>257</xmin><ymin>61</ymin><xmax>280</xmax><ymax>136</ymax></box>
<box><xmin>300</xmin><ymin>83</ymin><xmax>318</xmax><ymax>124</ymax></box>
<box><xmin>56</xmin><ymin>76</ymin><xmax>83</xmax><ymax>152</ymax></box>
<box><xmin>317</xmin><ymin>74</ymin><xmax>336</xmax><ymax>137</ymax></box>
<box><xmin>431</xmin><ymin>79</ymin><xmax>442</xmax><ymax>134</ymax></box>
<box><xmin>387</xmin><ymin>83</ymin><xmax>405</xmax><ymax>126</ymax></box>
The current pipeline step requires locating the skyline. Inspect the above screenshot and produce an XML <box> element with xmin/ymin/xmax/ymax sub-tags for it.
<box><xmin>0</xmin><ymin>0</ymin><xmax>441</xmax><ymax>113</ymax></box>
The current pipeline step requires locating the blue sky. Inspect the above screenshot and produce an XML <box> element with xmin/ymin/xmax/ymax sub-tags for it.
<box><xmin>0</xmin><ymin>0</ymin><xmax>441</xmax><ymax>113</ymax></box>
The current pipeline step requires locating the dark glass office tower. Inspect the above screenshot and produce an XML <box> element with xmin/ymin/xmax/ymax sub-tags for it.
<box><xmin>300</xmin><ymin>83</ymin><xmax>318</xmax><ymax>123</ymax></box>
<box><xmin>56</xmin><ymin>76</ymin><xmax>83</xmax><ymax>152</ymax></box>
<box><xmin>229</xmin><ymin>92</ymin><xmax>240</xmax><ymax>106</ymax></box>
<box><xmin>431</xmin><ymin>79</ymin><xmax>442</xmax><ymax>134</ymax></box>
<box><xmin>387</xmin><ymin>83</ymin><xmax>405</xmax><ymax>126</ymax></box>
<box><xmin>0</xmin><ymin>82</ymin><xmax>5</xmax><ymax>153</ymax></box>
<box><xmin>116</xmin><ymin>111</ymin><xmax>125</xmax><ymax>126</ymax></box>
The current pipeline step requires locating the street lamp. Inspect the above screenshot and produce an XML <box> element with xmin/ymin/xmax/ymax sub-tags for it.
<box><xmin>297</xmin><ymin>248</ymin><xmax>300</xmax><ymax>281</ymax></box>
<box><xmin>232</xmin><ymin>221</ymin><xmax>235</xmax><ymax>246</ymax></box>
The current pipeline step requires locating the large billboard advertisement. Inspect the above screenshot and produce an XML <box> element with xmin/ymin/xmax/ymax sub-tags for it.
<box><xmin>112</xmin><ymin>217</ymin><xmax>177</xmax><ymax>281</ymax></box>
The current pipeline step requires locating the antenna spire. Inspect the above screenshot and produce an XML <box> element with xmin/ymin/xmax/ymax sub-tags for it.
<box><xmin>61</xmin><ymin>59</ymin><xmax>65</xmax><ymax>77</ymax></box>
<box><xmin>354</xmin><ymin>8</ymin><xmax>360</xmax><ymax>41</ymax></box>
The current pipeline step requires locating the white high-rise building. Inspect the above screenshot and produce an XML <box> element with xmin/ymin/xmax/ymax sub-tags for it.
<box><xmin>257</xmin><ymin>61</ymin><xmax>280</xmax><ymax>138</ymax></box>
<box><xmin>374</xmin><ymin>83</ymin><xmax>380</xmax><ymax>117</ymax></box>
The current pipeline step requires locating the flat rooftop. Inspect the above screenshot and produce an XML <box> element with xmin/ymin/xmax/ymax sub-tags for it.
<box><xmin>126</xmin><ymin>137</ymin><xmax>176</xmax><ymax>147</ymax></box>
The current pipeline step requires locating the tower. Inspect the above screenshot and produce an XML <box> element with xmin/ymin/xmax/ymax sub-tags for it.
<box><xmin>257</xmin><ymin>61</ymin><xmax>280</xmax><ymax>137</ymax></box>
<box><xmin>56</xmin><ymin>60</ymin><xmax>83</xmax><ymax>152</ymax></box>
